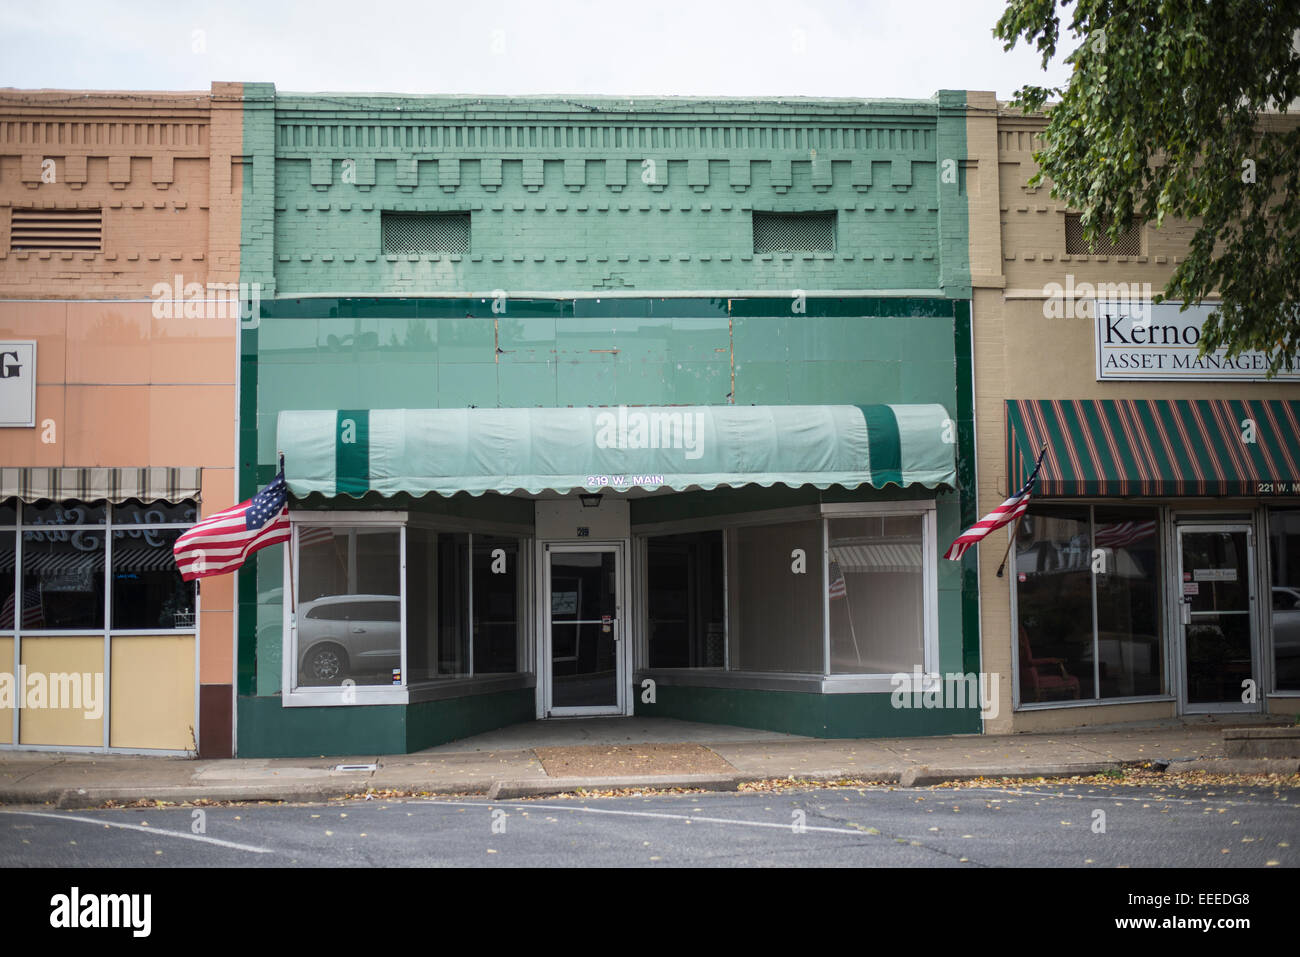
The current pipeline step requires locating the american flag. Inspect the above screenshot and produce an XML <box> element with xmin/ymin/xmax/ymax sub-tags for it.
<box><xmin>1</xmin><ymin>587</ymin><xmax>44</xmax><ymax>629</ymax></box>
<box><xmin>297</xmin><ymin>524</ymin><xmax>337</xmax><ymax>550</ymax></box>
<box><xmin>828</xmin><ymin>560</ymin><xmax>847</xmax><ymax>600</ymax></box>
<box><xmin>1094</xmin><ymin>520</ymin><xmax>1157</xmax><ymax>549</ymax></box>
<box><xmin>944</xmin><ymin>447</ymin><xmax>1047</xmax><ymax>561</ymax></box>
<box><xmin>172</xmin><ymin>471</ymin><xmax>291</xmax><ymax>581</ymax></box>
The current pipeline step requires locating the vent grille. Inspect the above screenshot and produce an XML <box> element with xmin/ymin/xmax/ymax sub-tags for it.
<box><xmin>382</xmin><ymin>212</ymin><xmax>470</xmax><ymax>254</ymax></box>
<box><xmin>1065</xmin><ymin>213</ymin><xmax>1141</xmax><ymax>256</ymax></box>
<box><xmin>10</xmin><ymin>208</ymin><xmax>102</xmax><ymax>252</ymax></box>
<box><xmin>753</xmin><ymin>211</ymin><xmax>836</xmax><ymax>253</ymax></box>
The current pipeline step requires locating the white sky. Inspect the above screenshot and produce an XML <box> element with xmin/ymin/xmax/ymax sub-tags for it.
<box><xmin>0</xmin><ymin>0</ymin><xmax>1078</xmax><ymax>100</ymax></box>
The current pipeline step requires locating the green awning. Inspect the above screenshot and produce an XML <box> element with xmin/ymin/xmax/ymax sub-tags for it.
<box><xmin>1007</xmin><ymin>399</ymin><xmax>1300</xmax><ymax>497</ymax></box>
<box><xmin>278</xmin><ymin>404</ymin><xmax>956</xmax><ymax>498</ymax></box>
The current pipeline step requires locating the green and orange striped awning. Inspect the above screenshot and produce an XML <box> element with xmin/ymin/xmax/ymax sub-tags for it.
<box><xmin>1006</xmin><ymin>399</ymin><xmax>1300</xmax><ymax>497</ymax></box>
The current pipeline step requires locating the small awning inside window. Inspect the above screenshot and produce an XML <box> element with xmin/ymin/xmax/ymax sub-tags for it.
<box><xmin>277</xmin><ymin>405</ymin><xmax>957</xmax><ymax>498</ymax></box>
<box><xmin>0</xmin><ymin>467</ymin><xmax>202</xmax><ymax>505</ymax></box>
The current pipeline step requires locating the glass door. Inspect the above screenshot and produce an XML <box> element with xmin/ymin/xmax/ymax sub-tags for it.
<box><xmin>1176</xmin><ymin>525</ymin><xmax>1259</xmax><ymax>711</ymax></box>
<box><xmin>544</xmin><ymin>544</ymin><xmax>624</xmax><ymax>716</ymax></box>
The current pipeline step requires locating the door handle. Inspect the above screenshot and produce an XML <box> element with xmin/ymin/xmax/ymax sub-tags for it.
<box><xmin>1180</xmin><ymin>600</ymin><xmax>1191</xmax><ymax>626</ymax></box>
<box><xmin>351</xmin><ymin>627</ymin><xmax>367</xmax><ymax>634</ymax></box>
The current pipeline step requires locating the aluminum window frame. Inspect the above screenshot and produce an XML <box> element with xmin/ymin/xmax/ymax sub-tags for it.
<box><xmin>1010</xmin><ymin>501</ymin><xmax>1174</xmax><ymax>712</ymax></box>
<box><xmin>820</xmin><ymin>501</ymin><xmax>939</xmax><ymax>693</ymax></box>
<box><xmin>1</xmin><ymin>499</ymin><xmax>199</xmax><ymax>754</ymax></box>
<box><xmin>282</xmin><ymin>510</ymin><xmax>534</xmax><ymax>707</ymax></box>
<box><xmin>633</xmin><ymin>500</ymin><xmax>940</xmax><ymax>693</ymax></box>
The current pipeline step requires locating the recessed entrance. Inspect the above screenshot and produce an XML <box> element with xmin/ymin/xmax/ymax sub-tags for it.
<box><xmin>542</xmin><ymin>543</ymin><xmax>627</xmax><ymax>716</ymax></box>
<box><xmin>1176</xmin><ymin>524</ymin><xmax>1260</xmax><ymax>712</ymax></box>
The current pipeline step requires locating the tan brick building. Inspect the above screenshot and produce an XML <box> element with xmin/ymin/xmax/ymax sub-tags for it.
<box><xmin>0</xmin><ymin>85</ymin><xmax>245</xmax><ymax>756</ymax></box>
<box><xmin>967</xmin><ymin>97</ymin><xmax>1300</xmax><ymax>732</ymax></box>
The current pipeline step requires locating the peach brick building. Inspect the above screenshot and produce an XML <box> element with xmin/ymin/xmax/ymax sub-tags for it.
<box><xmin>0</xmin><ymin>85</ymin><xmax>245</xmax><ymax>756</ymax></box>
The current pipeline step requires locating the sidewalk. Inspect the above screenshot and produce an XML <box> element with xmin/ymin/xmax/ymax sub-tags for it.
<box><xmin>1</xmin><ymin>715</ymin><xmax>1296</xmax><ymax>809</ymax></box>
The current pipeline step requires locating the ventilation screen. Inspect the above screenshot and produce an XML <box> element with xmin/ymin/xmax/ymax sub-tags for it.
<box><xmin>753</xmin><ymin>211</ymin><xmax>836</xmax><ymax>253</ymax></box>
<box><xmin>10</xmin><ymin>208</ymin><xmax>102</xmax><ymax>252</ymax></box>
<box><xmin>1065</xmin><ymin>213</ymin><xmax>1141</xmax><ymax>256</ymax></box>
<box><xmin>382</xmin><ymin>212</ymin><xmax>470</xmax><ymax>253</ymax></box>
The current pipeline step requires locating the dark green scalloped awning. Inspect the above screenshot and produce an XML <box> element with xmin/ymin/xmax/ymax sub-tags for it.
<box><xmin>278</xmin><ymin>404</ymin><xmax>957</xmax><ymax>498</ymax></box>
<box><xmin>1007</xmin><ymin>399</ymin><xmax>1300</xmax><ymax>497</ymax></box>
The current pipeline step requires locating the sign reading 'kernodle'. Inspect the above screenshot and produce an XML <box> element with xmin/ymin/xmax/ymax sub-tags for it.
<box><xmin>1095</xmin><ymin>301</ymin><xmax>1299</xmax><ymax>381</ymax></box>
<box><xmin>594</xmin><ymin>406</ymin><xmax>705</xmax><ymax>460</ymax></box>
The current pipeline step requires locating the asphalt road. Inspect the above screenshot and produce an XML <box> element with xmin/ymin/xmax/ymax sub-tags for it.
<box><xmin>2</xmin><ymin>784</ymin><xmax>1297</xmax><ymax>868</ymax></box>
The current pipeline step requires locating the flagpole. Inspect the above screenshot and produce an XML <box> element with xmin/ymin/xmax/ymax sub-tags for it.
<box><xmin>996</xmin><ymin>441</ymin><xmax>1047</xmax><ymax>578</ymax></box>
<box><xmin>995</xmin><ymin>512</ymin><xmax>1025</xmax><ymax>579</ymax></box>
<box><xmin>281</xmin><ymin>450</ymin><xmax>295</xmax><ymax>615</ymax></box>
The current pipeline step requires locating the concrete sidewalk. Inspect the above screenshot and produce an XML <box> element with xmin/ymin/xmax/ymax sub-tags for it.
<box><xmin>1</xmin><ymin>715</ymin><xmax>1296</xmax><ymax>808</ymax></box>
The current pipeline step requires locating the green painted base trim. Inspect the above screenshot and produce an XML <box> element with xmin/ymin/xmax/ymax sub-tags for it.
<box><xmin>236</xmin><ymin>688</ymin><xmax>535</xmax><ymax>757</ymax></box>
<box><xmin>405</xmin><ymin>688</ymin><xmax>535</xmax><ymax>752</ymax></box>
<box><xmin>636</xmin><ymin>684</ymin><xmax>980</xmax><ymax>738</ymax></box>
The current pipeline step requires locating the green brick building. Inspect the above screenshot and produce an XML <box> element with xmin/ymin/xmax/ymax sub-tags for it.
<box><xmin>234</xmin><ymin>85</ymin><xmax>983</xmax><ymax>756</ymax></box>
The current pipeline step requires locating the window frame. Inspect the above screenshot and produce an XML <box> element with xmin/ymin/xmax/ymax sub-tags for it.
<box><xmin>634</xmin><ymin>500</ymin><xmax>939</xmax><ymax>693</ymax></box>
<box><xmin>1010</xmin><ymin>501</ymin><xmax>1172</xmax><ymax>711</ymax></box>
<box><xmin>1264</xmin><ymin>506</ymin><xmax>1300</xmax><ymax>696</ymax></box>
<box><xmin>1</xmin><ymin>498</ymin><xmax>199</xmax><ymax>755</ymax></box>
<box><xmin>281</xmin><ymin>510</ymin><xmax>534</xmax><ymax>707</ymax></box>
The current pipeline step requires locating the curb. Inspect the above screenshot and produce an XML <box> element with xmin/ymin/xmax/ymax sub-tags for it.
<box><xmin>6</xmin><ymin>756</ymin><xmax>1296</xmax><ymax>808</ymax></box>
<box><xmin>1174</xmin><ymin>757</ymin><xmax>1300</xmax><ymax>775</ymax></box>
<box><xmin>897</xmin><ymin>762</ymin><xmax>1119</xmax><ymax>788</ymax></box>
<box><xmin>487</xmin><ymin>773</ymin><xmax>747</xmax><ymax>800</ymax></box>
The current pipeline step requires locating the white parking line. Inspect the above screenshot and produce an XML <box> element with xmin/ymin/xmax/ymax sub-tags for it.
<box><xmin>421</xmin><ymin>799</ymin><xmax>877</xmax><ymax>836</ymax></box>
<box><xmin>3</xmin><ymin>811</ymin><xmax>273</xmax><ymax>854</ymax></box>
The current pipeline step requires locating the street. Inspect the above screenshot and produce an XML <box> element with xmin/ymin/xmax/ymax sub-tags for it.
<box><xmin>3</xmin><ymin>783</ymin><xmax>1296</xmax><ymax>868</ymax></box>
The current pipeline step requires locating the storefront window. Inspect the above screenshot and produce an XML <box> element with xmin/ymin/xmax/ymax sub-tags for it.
<box><xmin>727</xmin><ymin>520</ymin><xmax>824</xmax><ymax>673</ymax></box>
<box><xmin>0</xmin><ymin>501</ymin><xmax>196</xmax><ymax>634</ymax></box>
<box><xmin>296</xmin><ymin>526</ymin><xmax>401</xmax><ymax>687</ymax></box>
<box><xmin>473</xmin><ymin>535</ymin><xmax>522</xmax><ymax>674</ymax></box>
<box><xmin>296</xmin><ymin>521</ymin><xmax>527</xmax><ymax>692</ymax></box>
<box><xmin>112</xmin><ymin>527</ymin><xmax>195</xmax><ymax>630</ymax></box>
<box><xmin>1093</xmin><ymin>508</ymin><xmax>1162</xmax><ymax>697</ymax></box>
<box><xmin>1269</xmin><ymin>508</ymin><xmax>1300</xmax><ymax>692</ymax></box>
<box><xmin>828</xmin><ymin>515</ymin><xmax>925</xmax><ymax>674</ymax></box>
<box><xmin>21</xmin><ymin>502</ymin><xmax>107</xmax><ymax>631</ymax></box>
<box><xmin>646</xmin><ymin>531</ymin><xmax>725</xmax><ymax>669</ymax></box>
<box><xmin>1015</xmin><ymin>505</ymin><xmax>1163</xmax><ymax>705</ymax></box>
<box><xmin>0</xmin><ymin>501</ymin><xmax>15</xmax><ymax>630</ymax></box>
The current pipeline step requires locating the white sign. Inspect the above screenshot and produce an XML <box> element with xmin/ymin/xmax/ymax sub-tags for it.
<box><xmin>0</xmin><ymin>341</ymin><xmax>36</xmax><ymax>427</ymax></box>
<box><xmin>1193</xmin><ymin>568</ymin><xmax>1238</xmax><ymax>583</ymax></box>
<box><xmin>1094</xmin><ymin>302</ymin><xmax>1300</xmax><ymax>381</ymax></box>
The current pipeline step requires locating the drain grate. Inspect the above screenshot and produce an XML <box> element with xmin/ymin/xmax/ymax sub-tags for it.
<box><xmin>333</xmin><ymin>763</ymin><xmax>378</xmax><ymax>772</ymax></box>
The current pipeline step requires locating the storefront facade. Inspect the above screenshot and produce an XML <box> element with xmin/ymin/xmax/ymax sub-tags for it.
<box><xmin>234</xmin><ymin>87</ymin><xmax>984</xmax><ymax>756</ymax></box>
<box><xmin>969</xmin><ymin>108</ymin><xmax>1300</xmax><ymax>732</ymax></box>
<box><xmin>0</xmin><ymin>86</ymin><xmax>244</xmax><ymax>756</ymax></box>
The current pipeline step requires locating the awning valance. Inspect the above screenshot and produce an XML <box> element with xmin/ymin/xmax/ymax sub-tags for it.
<box><xmin>0</xmin><ymin>467</ymin><xmax>202</xmax><ymax>505</ymax></box>
<box><xmin>1007</xmin><ymin>399</ymin><xmax>1300</xmax><ymax>497</ymax></box>
<box><xmin>278</xmin><ymin>404</ymin><xmax>957</xmax><ymax>498</ymax></box>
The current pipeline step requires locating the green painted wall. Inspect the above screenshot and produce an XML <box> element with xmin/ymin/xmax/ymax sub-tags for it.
<box><xmin>636</xmin><ymin>684</ymin><xmax>980</xmax><ymax>738</ymax></box>
<box><xmin>234</xmin><ymin>87</ymin><xmax>982</xmax><ymax>754</ymax></box>
<box><xmin>237</xmin><ymin>688</ymin><xmax>535</xmax><ymax>758</ymax></box>
<box><xmin>268</xmin><ymin>93</ymin><xmax>969</xmax><ymax>296</ymax></box>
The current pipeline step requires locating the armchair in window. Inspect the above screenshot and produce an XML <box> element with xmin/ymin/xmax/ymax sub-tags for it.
<box><xmin>1019</xmin><ymin>626</ymin><xmax>1082</xmax><ymax>702</ymax></box>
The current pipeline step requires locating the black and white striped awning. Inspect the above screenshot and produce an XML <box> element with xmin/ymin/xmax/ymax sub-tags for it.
<box><xmin>0</xmin><ymin>467</ymin><xmax>201</xmax><ymax>504</ymax></box>
<box><xmin>0</xmin><ymin>545</ymin><xmax>180</xmax><ymax>575</ymax></box>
